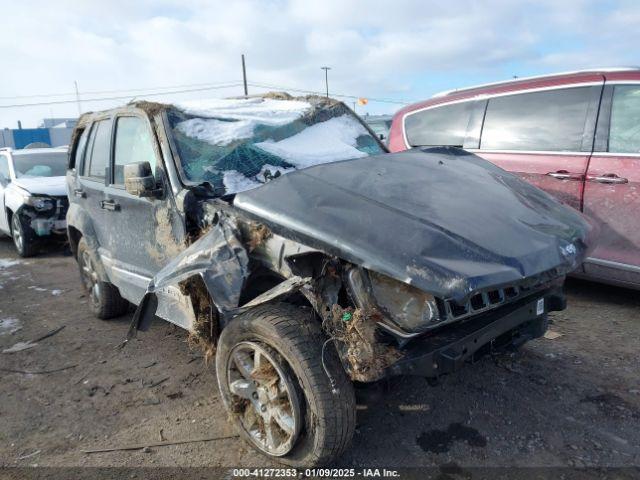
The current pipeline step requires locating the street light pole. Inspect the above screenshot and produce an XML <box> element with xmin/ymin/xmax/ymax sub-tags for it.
<box><xmin>321</xmin><ymin>66</ymin><xmax>331</xmax><ymax>97</ymax></box>
<box><xmin>74</xmin><ymin>81</ymin><xmax>82</xmax><ymax>116</ymax></box>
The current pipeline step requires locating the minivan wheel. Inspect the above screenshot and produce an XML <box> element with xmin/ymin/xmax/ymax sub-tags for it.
<box><xmin>11</xmin><ymin>213</ymin><xmax>37</xmax><ymax>257</ymax></box>
<box><xmin>216</xmin><ymin>303</ymin><xmax>356</xmax><ymax>467</ymax></box>
<box><xmin>77</xmin><ymin>238</ymin><xmax>129</xmax><ymax>320</ymax></box>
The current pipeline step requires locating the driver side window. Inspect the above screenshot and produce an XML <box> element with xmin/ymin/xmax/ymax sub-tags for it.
<box><xmin>113</xmin><ymin>116</ymin><xmax>157</xmax><ymax>186</ymax></box>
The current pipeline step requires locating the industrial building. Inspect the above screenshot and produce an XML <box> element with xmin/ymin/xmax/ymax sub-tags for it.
<box><xmin>0</xmin><ymin>117</ymin><xmax>76</xmax><ymax>149</ymax></box>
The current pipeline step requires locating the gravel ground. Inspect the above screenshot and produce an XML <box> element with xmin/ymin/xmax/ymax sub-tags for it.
<box><xmin>0</xmin><ymin>236</ymin><xmax>639</xmax><ymax>473</ymax></box>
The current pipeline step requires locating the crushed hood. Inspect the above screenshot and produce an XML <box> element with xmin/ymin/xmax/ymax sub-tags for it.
<box><xmin>233</xmin><ymin>147</ymin><xmax>594</xmax><ymax>301</ymax></box>
<box><xmin>12</xmin><ymin>176</ymin><xmax>67</xmax><ymax>196</ymax></box>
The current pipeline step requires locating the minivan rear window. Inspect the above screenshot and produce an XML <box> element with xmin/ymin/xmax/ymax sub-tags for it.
<box><xmin>404</xmin><ymin>102</ymin><xmax>473</xmax><ymax>147</ymax></box>
<box><xmin>480</xmin><ymin>87</ymin><xmax>592</xmax><ymax>152</ymax></box>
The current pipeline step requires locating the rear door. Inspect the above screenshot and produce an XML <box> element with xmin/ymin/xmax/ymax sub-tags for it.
<box><xmin>583</xmin><ymin>81</ymin><xmax>640</xmax><ymax>286</ymax></box>
<box><xmin>76</xmin><ymin>117</ymin><xmax>112</xmax><ymax>254</ymax></box>
<box><xmin>474</xmin><ymin>84</ymin><xmax>603</xmax><ymax>211</ymax></box>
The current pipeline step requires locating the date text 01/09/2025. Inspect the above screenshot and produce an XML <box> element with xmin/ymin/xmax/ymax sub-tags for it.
<box><xmin>231</xmin><ymin>468</ymin><xmax>401</xmax><ymax>478</ymax></box>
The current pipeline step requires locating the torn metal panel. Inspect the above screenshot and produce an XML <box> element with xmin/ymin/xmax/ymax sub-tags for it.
<box><xmin>234</xmin><ymin>147</ymin><xmax>595</xmax><ymax>303</ymax></box>
<box><xmin>131</xmin><ymin>213</ymin><xmax>249</xmax><ymax>334</ymax></box>
<box><xmin>239</xmin><ymin>275</ymin><xmax>311</xmax><ymax>309</ymax></box>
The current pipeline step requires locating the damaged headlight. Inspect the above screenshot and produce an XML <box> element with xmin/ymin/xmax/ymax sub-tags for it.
<box><xmin>24</xmin><ymin>195</ymin><xmax>54</xmax><ymax>211</ymax></box>
<box><xmin>369</xmin><ymin>271</ymin><xmax>441</xmax><ymax>334</ymax></box>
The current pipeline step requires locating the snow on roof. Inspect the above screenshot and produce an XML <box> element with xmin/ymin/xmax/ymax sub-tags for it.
<box><xmin>176</xmin><ymin>97</ymin><xmax>312</xmax><ymax>123</ymax></box>
<box><xmin>174</xmin><ymin>97</ymin><xmax>312</xmax><ymax>147</ymax></box>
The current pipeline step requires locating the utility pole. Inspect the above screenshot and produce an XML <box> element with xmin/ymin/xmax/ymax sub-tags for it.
<box><xmin>321</xmin><ymin>66</ymin><xmax>331</xmax><ymax>97</ymax></box>
<box><xmin>241</xmin><ymin>54</ymin><xmax>248</xmax><ymax>96</ymax></box>
<box><xmin>74</xmin><ymin>81</ymin><xmax>82</xmax><ymax>116</ymax></box>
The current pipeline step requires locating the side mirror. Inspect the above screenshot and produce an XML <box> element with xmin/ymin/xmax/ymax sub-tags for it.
<box><xmin>124</xmin><ymin>162</ymin><xmax>159</xmax><ymax>197</ymax></box>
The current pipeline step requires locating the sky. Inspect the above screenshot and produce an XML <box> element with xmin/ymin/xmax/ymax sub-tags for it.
<box><xmin>0</xmin><ymin>0</ymin><xmax>638</xmax><ymax>129</ymax></box>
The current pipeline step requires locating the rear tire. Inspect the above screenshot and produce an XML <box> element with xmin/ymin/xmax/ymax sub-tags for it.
<box><xmin>11</xmin><ymin>213</ymin><xmax>37</xmax><ymax>257</ymax></box>
<box><xmin>77</xmin><ymin>237</ymin><xmax>129</xmax><ymax>319</ymax></box>
<box><xmin>216</xmin><ymin>303</ymin><xmax>356</xmax><ymax>467</ymax></box>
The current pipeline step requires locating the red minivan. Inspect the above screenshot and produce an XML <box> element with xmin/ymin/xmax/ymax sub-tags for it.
<box><xmin>388</xmin><ymin>68</ymin><xmax>640</xmax><ymax>289</ymax></box>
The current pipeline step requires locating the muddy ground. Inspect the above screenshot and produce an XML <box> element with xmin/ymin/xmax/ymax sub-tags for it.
<box><xmin>0</xmin><ymin>236</ymin><xmax>639</xmax><ymax>472</ymax></box>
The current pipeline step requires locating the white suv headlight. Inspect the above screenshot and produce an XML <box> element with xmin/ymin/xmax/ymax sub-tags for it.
<box><xmin>24</xmin><ymin>195</ymin><xmax>54</xmax><ymax>211</ymax></box>
<box><xmin>368</xmin><ymin>271</ymin><xmax>441</xmax><ymax>334</ymax></box>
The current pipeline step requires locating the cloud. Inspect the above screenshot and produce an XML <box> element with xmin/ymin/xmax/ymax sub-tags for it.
<box><xmin>0</xmin><ymin>0</ymin><xmax>637</xmax><ymax>127</ymax></box>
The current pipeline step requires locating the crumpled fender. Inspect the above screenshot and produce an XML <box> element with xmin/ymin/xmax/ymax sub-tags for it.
<box><xmin>128</xmin><ymin>213</ymin><xmax>250</xmax><ymax>337</ymax></box>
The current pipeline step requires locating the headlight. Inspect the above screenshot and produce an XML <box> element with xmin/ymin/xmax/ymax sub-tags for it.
<box><xmin>368</xmin><ymin>271</ymin><xmax>441</xmax><ymax>334</ymax></box>
<box><xmin>24</xmin><ymin>195</ymin><xmax>54</xmax><ymax>211</ymax></box>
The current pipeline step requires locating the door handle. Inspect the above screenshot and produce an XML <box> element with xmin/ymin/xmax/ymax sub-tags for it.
<box><xmin>73</xmin><ymin>189</ymin><xmax>86</xmax><ymax>198</ymax></box>
<box><xmin>100</xmin><ymin>199</ymin><xmax>120</xmax><ymax>211</ymax></box>
<box><xmin>546</xmin><ymin>171</ymin><xmax>584</xmax><ymax>181</ymax></box>
<box><xmin>586</xmin><ymin>174</ymin><xmax>629</xmax><ymax>185</ymax></box>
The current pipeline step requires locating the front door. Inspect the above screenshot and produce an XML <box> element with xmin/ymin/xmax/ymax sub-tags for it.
<box><xmin>583</xmin><ymin>83</ymin><xmax>640</xmax><ymax>286</ymax></box>
<box><xmin>100</xmin><ymin>114</ymin><xmax>187</xmax><ymax>304</ymax></box>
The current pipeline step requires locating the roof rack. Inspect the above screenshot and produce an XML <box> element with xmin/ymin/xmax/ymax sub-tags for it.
<box><xmin>432</xmin><ymin>67</ymin><xmax>640</xmax><ymax>98</ymax></box>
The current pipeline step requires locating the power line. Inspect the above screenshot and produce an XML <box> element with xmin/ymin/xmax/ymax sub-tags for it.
<box><xmin>0</xmin><ymin>80</ymin><xmax>242</xmax><ymax>101</ymax></box>
<box><xmin>0</xmin><ymin>81</ymin><xmax>412</xmax><ymax>110</ymax></box>
<box><xmin>0</xmin><ymin>83</ymin><xmax>244</xmax><ymax>109</ymax></box>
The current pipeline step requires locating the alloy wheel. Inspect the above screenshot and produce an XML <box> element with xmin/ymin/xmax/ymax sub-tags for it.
<box><xmin>80</xmin><ymin>250</ymin><xmax>101</xmax><ymax>308</ymax></box>
<box><xmin>11</xmin><ymin>215</ymin><xmax>23</xmax><ymax>252</ymax></box>
<box><xmin>227</xmin><ymin>341</ymin><xmax>302</xmax><ymax>456</ymax></box>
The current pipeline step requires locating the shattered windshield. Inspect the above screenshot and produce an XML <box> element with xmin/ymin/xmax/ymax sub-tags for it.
<box><xmin>167</xmin><ymin>96</ymin><xmax>385</xmax><ymax>195</ymax></box>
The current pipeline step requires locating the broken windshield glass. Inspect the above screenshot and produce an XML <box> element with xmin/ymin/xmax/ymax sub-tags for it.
<box><xmin>167</xmin><ymin>95</ymin><xmax>384</xmax><ymax>195</ymax></box>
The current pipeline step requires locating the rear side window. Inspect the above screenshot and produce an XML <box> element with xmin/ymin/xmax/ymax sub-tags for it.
<box><xmin>480</xmin><ymin>87</ymin><xmax>592</xmax><ymax>151</ymax></box>
<box><xmin>70</xmin><ymin>128</ymin><xmax>89</xmax><ymax>170</ymax></box>
<box><xmin>404</xmin><ymin>102</ymin><xmax>473</xmax><ymax>147</ymax></box>
<box><xmin>83</xmin><ymin>120</ymin><xmax>111</xmax><ymax>181</ymax></box>
<box><xmin>113</xmin><ymin>116</ymin><xmax>157</xmax><ymax>185</ymax></box>
<box><xmin>608</xmin><ymin>85</ymin><xmax>640</xmax><ymax>153</ymax></box>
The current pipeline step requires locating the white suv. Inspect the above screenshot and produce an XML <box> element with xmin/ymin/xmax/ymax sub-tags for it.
<box><xmin>0</xmin><ymin>147</ymin><xmax>69</xmax><ymax>256</ymax></box>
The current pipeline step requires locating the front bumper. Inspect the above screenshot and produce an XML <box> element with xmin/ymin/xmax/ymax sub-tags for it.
<box><xmin>31</xmin><ymin>217</ymin><xmax>67</xmax><ymax>236</ymax></box>
<box><xmin>18</xmin><ymin>196</ymin><xmax>69</xmax><ymax>237</ymax></box>
<box><xmin>385</xmin><ymin>288</ymin><xmax>565</xmax><ymax>378</ymax></box>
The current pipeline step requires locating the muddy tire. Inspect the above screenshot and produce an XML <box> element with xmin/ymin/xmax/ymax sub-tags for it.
<box><xmin>77</xmin><ymin>237</ymin><xmax>129</xmax><ymax>320</ymax></box>
<box><xmin>11</xmin><ymin>212</ymin><xmax>37</xmax><ymax>257</ymax></box>
<box><xmin>216</xmin><ymin>303</ymin><xmax>356</xmax><ymax>467</ymax></box>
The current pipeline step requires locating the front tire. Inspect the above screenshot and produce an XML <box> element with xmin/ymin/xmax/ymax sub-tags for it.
<box><xmin>11</xmin><ymin>213</ymin><xmax>37</xmax><ymax>257</ymax></box>
<box><xmin>216</xmin><ymin>303</ymin><xmax>356</xmax><ymax>467</ymax></box>
<box><xmin>77</xmin><ymin>237</ymin><xmax>129</xmax><ymax>319</ymax></box>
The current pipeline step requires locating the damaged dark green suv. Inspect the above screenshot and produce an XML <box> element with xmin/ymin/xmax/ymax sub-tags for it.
<box><xmin>66</xmin><ymin>93</ymin><xmax>593</xmax><ymax>466</ymax></box>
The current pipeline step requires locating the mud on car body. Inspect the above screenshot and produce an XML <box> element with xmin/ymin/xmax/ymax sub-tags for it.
<box><xmin>0</xmin><ymin>147</ymin><xmax>69</xmax><ymax>257</ymax></box>
<box><xmin>66</xmin><ymin>93</ymin><xmax>594</xmax><ymax>466</ymax></box>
